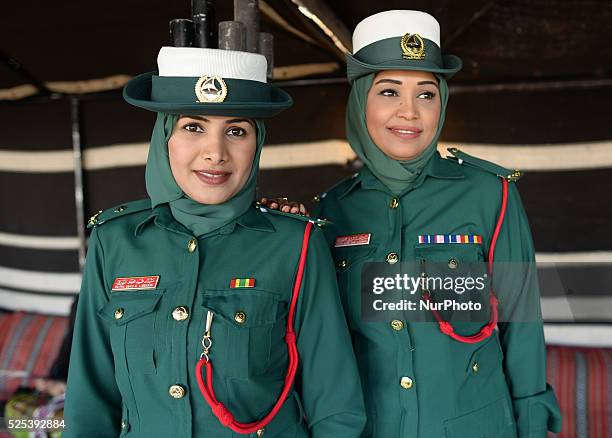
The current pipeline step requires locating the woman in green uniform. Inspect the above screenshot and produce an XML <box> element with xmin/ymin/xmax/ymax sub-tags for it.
<box><xmin>63</xmin><ymin>45</ymin><xmax>365</xmax><ymax>437</ymax></box>
<box><xmin>313</xmin><ymin>10</ymin><xmax>562</xmax><ymax>438</ymax></box>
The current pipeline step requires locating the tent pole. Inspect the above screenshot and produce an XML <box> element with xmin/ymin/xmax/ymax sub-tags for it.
<box><xmin>70</xmin><ymin>96</ymin><xmax>86</xmax><ymax>271</ymax></box>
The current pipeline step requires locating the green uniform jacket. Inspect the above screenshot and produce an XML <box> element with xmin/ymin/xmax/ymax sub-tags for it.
<box><xmin>316</xmin><ymin>151</ymin><xmax>562</xmax><ymax>438</ymax></box>
<box><xmin>64</xmin><ymin>202</ymin><xmax>366</xmax><ymax>437</ymax></box>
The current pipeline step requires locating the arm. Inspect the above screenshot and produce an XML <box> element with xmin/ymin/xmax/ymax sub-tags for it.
<box><xmin>294</xmin><ymin>226</ymin><xmax>366</xmax><ymax>437</ymax></box>
<box><xmin>63</xmin><ymin>228</ymin><xmax>122</xmax><ymax>437</ymax></box>
<box><xmin>493</xmin><ymin>183</ymin><xmax>562</xmax><ymax>437</ymax></box>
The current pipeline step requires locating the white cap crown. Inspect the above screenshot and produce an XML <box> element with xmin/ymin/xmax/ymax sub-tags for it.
<box><xmin>157</xmin><ymin>47</ymin><xmax>268</xmax><ymax>83</ymax></box>
<box><xmin>352</xmin><ymin>10</ymin><xmax>441</xmax><ymax>54</ymax></box>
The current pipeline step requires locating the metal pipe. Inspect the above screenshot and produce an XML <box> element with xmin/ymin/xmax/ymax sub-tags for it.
<box><xmin>234</xmin><ymin>0</ymin><xmax>259</xmax><ymax>52</ymax></box>
<box><xmin>169</xmin><ymin>19</ymin><xmax>195</xmax><ymax>47</ymax></box>
<box><xmin>70</xmin><ymin>97</ymin><xmax>86</xmax><ymax>271</ymax></box>
<box><xmin>192</xmin><ymin>0</ymin><xmax>216</xmax><ymax>47</ymax></box>
<box><xmin>218</xmin><ymin>21</ymin><xmax>246</xmax><ymax>51</ymax></box>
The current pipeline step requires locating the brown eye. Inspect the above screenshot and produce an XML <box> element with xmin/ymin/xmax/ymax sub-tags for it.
<box><xmin>379</xmin><ymin>89</ymin><xmax>399</xmax><ymax>97</ymax></box>
<box><xmin>183</xmin><ymin>123</ymin><xmax>204</xmax><ymax>133</ymax></box>
<box><xmin>417</xmin><ymin>91</ymin><xmax>436</xmax><ymax>100</ymax></box>
<box><xmin>227</xmin><ymin>127</ymin><xmax>247</xmax><ymax>137</ymax></box>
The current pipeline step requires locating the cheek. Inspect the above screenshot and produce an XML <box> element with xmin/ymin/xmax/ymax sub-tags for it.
<box><xmin>232</xmin><ymin>141</ymin><xmax>257</xmax><ymax>177</ymax></box>
<box><xmin>365</xmin><ymin>98</ymin><xmax>387</xmax><ymax>137</ymax></box>
<box><xmin>424</xmin><ymin>102</ymin><xmax>442</xmax><ymax>133</ymax></box>
<box><xmin>167</xmin><ymin>138</ymin><xmax>193</xmax><ymax>176</ymax></box>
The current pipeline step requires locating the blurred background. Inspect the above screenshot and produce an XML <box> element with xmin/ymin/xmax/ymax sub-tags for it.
<box><xmin>0</xmin><ymin>1</ymin><xmax>611</xmax><ymax>436</ymax></box>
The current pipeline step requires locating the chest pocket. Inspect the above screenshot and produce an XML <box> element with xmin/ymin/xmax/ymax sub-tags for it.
<box><xmin>415</xmin><ymin>244</ymin><xmax>489</xmax><ymax>324</ymax></box>
<box><xmin>201</xmin><ymin>289</ymin><xmax>288</xmax><ymax>379</ymax></box>
<box><xmin>97</xmin><ymin>290</ymin><xmax>164</xmax><ymax>375</ymax></box>
<box><xmin>331</xmin><ymin>244</ymin><xmax>377</xmax><ymax>322</ymax></box>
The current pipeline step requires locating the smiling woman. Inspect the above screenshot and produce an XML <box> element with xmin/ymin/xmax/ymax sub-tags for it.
<box><xmin>63</xmin><ymin>33</ymin><xmax>365</xmax><ymax>438</ymax></box>
<box><xmin>311</xmin><ymin>9</ymin><xmax>562</xmax><ymax>438</ymax></box>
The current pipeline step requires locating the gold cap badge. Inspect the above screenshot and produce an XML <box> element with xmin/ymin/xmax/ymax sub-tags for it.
<box><xmin>400</xmin><ymin>33</ymin><xmax>425</xmax><ymax>60</ymax></box>
<box><xmin>195</xmin><ymin>75</ymin><xmax>228</xmax><ymax>103</ymax></box>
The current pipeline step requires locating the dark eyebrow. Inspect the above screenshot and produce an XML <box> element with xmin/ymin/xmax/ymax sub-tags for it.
<box><xmin>178</xmin><ymin>115</ymin><xmax>209</xmax><ymax>122</ymax></box>
<box><xmin>225</xmin><ymin>118</ymin><xmax>255</xmax><ymax>127</ymax></box>
<box><xmin>374</xmin><ymin>78</ymin><xmax>402</xmax><ymax>85</ymax></box>
<box><xmin>178</xmin><ymin>116</ymin><xmax>254</xmax><ymax>128</ymax></box>
<box><xmin>417</xmin><ymin>80</ymin><xmax>439</xmax><ymax>88</ymax></box>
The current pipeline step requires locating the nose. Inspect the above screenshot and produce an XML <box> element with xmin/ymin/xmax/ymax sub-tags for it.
<box><xmin>199</xmin><ymin>131</ymin><xmax>228</xmax><ymax>164</ymax></box>
<box><xmin>396</xmin><ymin>96</ymin><xmax>419</xmax><ymax>120</ymax></box>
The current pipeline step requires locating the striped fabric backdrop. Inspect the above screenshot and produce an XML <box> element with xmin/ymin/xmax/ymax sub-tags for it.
<box><xmin>547</xmin><ymin>345</ymin><xmax>612</xmax><ymax>438</ymax></box>
<box><xmin>0</xmin><ymin>82</ymin><xmax>611</xmax><ymax>337</ymax></box>
<box><xmin>0</xmin><ymin>312</ymin><xmax>68</xmax><ymax>400</ymax></box>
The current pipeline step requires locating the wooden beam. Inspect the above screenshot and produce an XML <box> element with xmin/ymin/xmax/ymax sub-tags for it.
<box><xmin>288</xmin><ymin>0</ymin><xmax>352</xmax><ymax>54</ymax></box>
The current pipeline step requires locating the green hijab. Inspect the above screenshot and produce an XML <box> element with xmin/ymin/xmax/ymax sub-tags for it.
<box><xmin>145</xmin><ymin>113</ymin><xmax>265</xmax><ymax>236</ymax></box>
<box><xmin>346</xmin><ymin>72</ymin><xmax>449</xmax><ymax>195</ymax></box>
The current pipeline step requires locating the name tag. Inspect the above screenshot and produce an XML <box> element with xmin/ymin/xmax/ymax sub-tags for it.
<box><xmin>112</xmin><ymin>276</ymin><xmax>160</xmax><ymax>291</ymax></box>
<box><xmin>334</xmin><ymin>233</ymin><xmax>371</xmax><ymax>247</ymax></box>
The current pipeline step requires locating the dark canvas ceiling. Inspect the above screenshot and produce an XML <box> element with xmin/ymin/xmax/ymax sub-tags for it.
<box><xmin>1</xmin><ymin>0</ymin><xmax>611</xmax><ymax>93</ymax></box>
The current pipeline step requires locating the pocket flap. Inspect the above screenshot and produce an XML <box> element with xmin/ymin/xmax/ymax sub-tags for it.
<box><xmin>97</xmin><ymin>290</ymin><xmax>164</xmax><ymax>325</ymax></box>
<box><xmin>415</xmin><ymin>243</ymin><xmax>484</xmax><ymax>267</ymax></box>
<box><xmin>444</xmin><ymin>397</ymin><xmax>514</xmax><ymax>438</ymax></box>
<box><xmin>465</xmin><ymin>332</ymin><xmax>503</xmax><ymax>375</ymax></box>
<box><xmin>332</xmin><ymin>244</ymin><xmax>378</xmax><ymax>271</ymax></box>
<box><xmin>202</xmin><ymin>290</ymin><xmax>285</xmax><ymax>328</ymax></box>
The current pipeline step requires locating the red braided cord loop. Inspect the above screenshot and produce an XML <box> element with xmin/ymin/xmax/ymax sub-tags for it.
<box><xmin>196</xmin><ymin>221</ymin><xmax>314</xmax><ymax>434</ymax></box>
<box><xmin>428</xmin><ymin>178</ymin><xmax>509</xmax><ymax>343</ymax></box>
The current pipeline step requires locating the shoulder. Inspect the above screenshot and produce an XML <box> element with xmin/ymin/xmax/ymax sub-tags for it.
<box><xmin>256</xmin><ymin>204</ymin><xmax>329</xmax><ymax>232</ymax></box>
<box><xmin>87</xmin><ymin>198</ymin><xmax>152</xmax><ymax>230</ymax></box>
<box><xmin>316</xmin><ymin>173</ymin><xmax>360</xmax><ymax>202</ymax></box>
<box><xmin>446</xmin><ymin>147</ymin><xmax>522</xmax><ymax>183</ymax></box>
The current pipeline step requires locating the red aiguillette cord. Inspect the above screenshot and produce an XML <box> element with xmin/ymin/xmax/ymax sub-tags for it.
<box><xmin>195</xmin><ymin>221</ymin><xmax>314</xmax><ymax>434</ymax></box>
<box><xmin>424</xmin><ymin>177</ymin><xmax>508</xmax><ymax>343</ymax></box>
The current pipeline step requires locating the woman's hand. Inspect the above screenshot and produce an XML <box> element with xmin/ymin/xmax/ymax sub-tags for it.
<box><xmin>260</xmin><ymin>197</ymin><xmax>310</xmax><ymax>217</ymax></box>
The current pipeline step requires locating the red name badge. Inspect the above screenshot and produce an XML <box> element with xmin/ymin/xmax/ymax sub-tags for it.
<box><xmin>112</xmin><ymin>276</ymin><xmax>160</xmax><ymax>291</ymax></box>
<box><xmin>334</xmin><ymin>233</ymin><xmax>371</xmax><ymax>248</ymax></box>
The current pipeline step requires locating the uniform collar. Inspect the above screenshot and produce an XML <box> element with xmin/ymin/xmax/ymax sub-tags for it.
<box><xmin>338</xmin><ymin>152</ymin><xmax>464</xmax><ymax>199</ymax></box>
<box><xmin>134</xmin><ymin>203</ymin><xmax>275</xmax><ymax>237</ymax></box>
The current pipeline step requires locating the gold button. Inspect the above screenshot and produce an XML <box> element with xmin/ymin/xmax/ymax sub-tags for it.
<box><xmin>400</xmin><ymin>376</ymin><xmax>413</xmax><ymax>389</ymax></box>
<box><xmin>114</xmin><ymin>205</ymin><xmax>126</xmax><ymax>213</ymax></box>
<box><xmin>338</xmin><ymin>259</ymin><xmax>348</xmax><ymax>268</ymax></box>
<box><xmin>391</xmin><ymin>320</ymin><xmax>404</xmax><ymax>331</ymax></box>
<box><xmin>234</xmin><ymin>311</ymin><xmax>247</xmax><ymax>324</ymax></box>
<box><xmin>386</xmin><ymin>252</ymin><xmax>399</xmax><ymax>264</ymax></box>
<box><xmin>168</xmin><ymin>385</ymin><xmax>186</xmax><ymax>399</ymax></box>
<box><xmin>121</xmin><ymin>420</ymin><xmax>127</xmax><ymax>430</ymax></box>
<box><xmin>390</xmin><ymin>198</ymin><xmax>399</xmax><ymax>209</ymax></box>
<box><xmin>187</xmin><ymin>238</ymin><xmax>197</xmax><ymax>253</ymax></box>
<box><xmin>472</xmin><ymin>362</ymin><xmax>479</xmax><ymax>374</ymax></box>
<box><xmin>312</xmin><ymin>195</ymin><xmax>321</xmax><ymax>203</ymax></box>
<box><xmin>256</xmin><ymin>428</ymin><xmax>265</xmax><ymax>437</ymax></box>
<box><xmin>114</xmin><ymin>308</ymin><xmax>124</xmax><ymax>320</ymax></box>
<box><xmin>172</xmin><ymin>306</ymin><xmax>189</xmax><ymax>321</ymax></box>
<box><xmin>448</xmin><ymin>258</ymin><xmax>458</xmax><ymax>269</ymax></box>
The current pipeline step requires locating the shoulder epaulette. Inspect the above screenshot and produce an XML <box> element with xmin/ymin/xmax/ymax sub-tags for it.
<box><xmin>313</xmin><ymin>172</ymin><xmax>360</xmax><ymax>202</ymax></box>
<box><xmin>87</xmin><ymin>198</ymin><xmax>152</xmax><ymax>229</ymax></box>
<box><xmin>255</xmin><ymin>203</ymin><xmax>331</xmax><ymax>227</ymax></box>
<box><xmin>447</xmin><ymin>147</ymin><xmax>522</xmax><ymax>182</ymax></box>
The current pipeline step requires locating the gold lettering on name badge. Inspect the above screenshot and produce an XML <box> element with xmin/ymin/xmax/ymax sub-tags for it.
<box><xmin>195</xmin><ymin>75</ymin><xmax>228</xmax><ymax>103</ymax></box>
<box><xmin>400</xmin><ymin>33</ymin><xmax>425</xmax><ymax>60</ymax></box>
